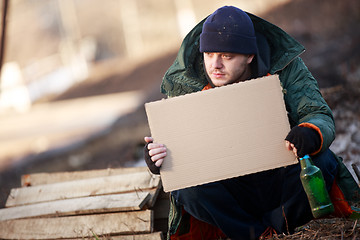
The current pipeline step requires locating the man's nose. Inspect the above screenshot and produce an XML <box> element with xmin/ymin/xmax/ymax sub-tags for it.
<box><xmin>212</xmin><ymin>56</ymin><xmax>223</xmax><ymax>69</ymax></box>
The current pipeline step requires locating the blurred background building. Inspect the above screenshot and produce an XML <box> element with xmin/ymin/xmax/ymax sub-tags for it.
<box><xmin>0</xmin><ymin>0</ymin><xmax>293</xmax><ymax>167</ymax></box>
<box><xmin>0</xmin><ymin>0</ymin><xmax>292</xmax><ymax>109</ymax></box>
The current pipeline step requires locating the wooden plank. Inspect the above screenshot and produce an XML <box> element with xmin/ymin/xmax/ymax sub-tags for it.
<box><xmin>110</xmin><ymin>232</ymin><xmax>163</xmax><ymax>240</ymax></box>
<box><xmin>0</xmin><ymin>192</ymin><xmax>150</xmax><ymax>221</ymax></box>
<box><xmin>66</xmin><ymin>232</ymin><xmax>164</xmax><ymax>240</ymax></box>
<box><xmin>0</xmin><ymin>210</ymin><xmax>153</xmax><ymax>239</ymax></box>
<box><xmin>146</xmin><ymin>182</ymin><xmax>162</xmax><ymax>208</ymax></box>
<box><xmin>6</xmin><ymin>171</ymin><xmax>160</xmax><ymax>207</ymax></box>
<box><xmin>21</xmin><ymin>167</ymin><xmax>149</xmax><ymax>187</ymax></box>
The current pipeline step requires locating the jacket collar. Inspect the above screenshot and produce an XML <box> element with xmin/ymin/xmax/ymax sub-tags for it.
<box><xmin>248</xmin><ymin>13</ymin><xmax>305</xmax><ymax>74</ymax></box>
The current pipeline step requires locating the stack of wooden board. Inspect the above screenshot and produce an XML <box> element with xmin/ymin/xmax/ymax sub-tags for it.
<box><xmin>0</xmin><ymin>167</ymin><xmax>169</xmax><ymax>239</ymax></box>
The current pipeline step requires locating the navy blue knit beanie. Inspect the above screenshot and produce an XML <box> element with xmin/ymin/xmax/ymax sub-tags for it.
<box><xmin>200</xmin><ymin>6</ymin><xmax>257</xmax><ymax>54</ymax></box>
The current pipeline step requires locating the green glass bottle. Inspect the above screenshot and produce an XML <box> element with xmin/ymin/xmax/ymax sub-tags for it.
<box><xmin>299</xmin><ymin>154</ymin><xmax>334</xmax><ymax>218</ymax></box>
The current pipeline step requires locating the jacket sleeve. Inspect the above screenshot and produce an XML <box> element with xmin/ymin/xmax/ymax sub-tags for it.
<box><xmin>279</xmin><ymin>57</ymin><xmax>335</xmax><ymax>154</ymax></box>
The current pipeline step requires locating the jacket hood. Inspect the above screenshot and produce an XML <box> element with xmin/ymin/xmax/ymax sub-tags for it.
<box><xmin>161</xmin><ymin>12</ymin><xmax>305</xmax><ymax>97</ymax></box>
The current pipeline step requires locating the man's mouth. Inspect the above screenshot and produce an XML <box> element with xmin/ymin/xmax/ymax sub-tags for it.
<box><xmin>212</xmin><ymin>72</ymin><xmax>225</xmax><ymax>78</ymax></box>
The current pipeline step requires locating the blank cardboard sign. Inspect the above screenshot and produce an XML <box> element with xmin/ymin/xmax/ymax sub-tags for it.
<box><xmin>145</xmin><ymin>75</ymin><xmax>297</xmax><ymax>192</ymax></box>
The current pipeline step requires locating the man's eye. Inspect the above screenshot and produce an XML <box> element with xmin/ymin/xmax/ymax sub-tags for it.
<box><xmin>222</xmin><ymin>54</ymin><xmax>232</xmax><ymax>59</ymax></box>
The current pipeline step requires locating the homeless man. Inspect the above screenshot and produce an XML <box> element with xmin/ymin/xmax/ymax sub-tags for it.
<box><xmin>144</xmin><ymin>6</ymin><xmax>360</xmax><ymax>240</ymax></box>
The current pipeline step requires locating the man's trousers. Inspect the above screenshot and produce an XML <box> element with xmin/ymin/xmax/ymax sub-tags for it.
<box><xmin>172</xmin><ymin>149</ymin><xmax>338</xmax><ymax>239</ymax></box>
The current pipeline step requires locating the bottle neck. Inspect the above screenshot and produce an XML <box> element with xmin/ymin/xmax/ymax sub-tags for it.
<box><xmin>299</xmin><ymin>154</ymin><xmax>312</xmax><ymax>169</ymax></box>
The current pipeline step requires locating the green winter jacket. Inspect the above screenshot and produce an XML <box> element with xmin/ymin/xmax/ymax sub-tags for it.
<box><xmin>161</xmin><ymin>13</ymin><xmax>335</xmax><ymax>152</ymax></box>
<box><xmin>161</xmin><ymin>13</ymin><xmax>360</xmax><ymax>238</ymax></box>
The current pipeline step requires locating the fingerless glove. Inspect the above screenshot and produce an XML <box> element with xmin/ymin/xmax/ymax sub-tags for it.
<box><xmin>144</xmin><ymin>142</ymin><xmax>161</xmax><ymax>175</ymax></box>
<box><xmin>285</xmin><ymin>125</ymin><xmax>321</xmax><ymax>157</ymax></box>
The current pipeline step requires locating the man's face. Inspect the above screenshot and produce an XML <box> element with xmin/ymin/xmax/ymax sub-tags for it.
<box><xmin>203</xmin><ymin>52</ymin><xmax>254</xmax><ymax>87</ymax></box>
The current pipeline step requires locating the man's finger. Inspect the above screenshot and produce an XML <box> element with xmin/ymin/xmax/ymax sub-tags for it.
<box><xmin>155</xmin><ymin>158</ymin><xmax>164</xmax><ymax>167</ymax></box>
<box><xmin>144</xmin><ymin>136</ymin><xmax>153</xmax><ymax>143</ymax></box>
<box><xmin>285</xmin><ymin>141</ymin><xmax>291</xmax><ymax>150</ymax></box>
<box><xmin>149</xmin><ymin>147</ymin><xmax>166</xmax><ymax>157</ymax></box>
<box><xmin>147</xmin><ymin>142</ymin><xmax>164</xmax><ymax>150</ymax></box>
<box><xmin>151</xmin><ymin>152</ymin><xmax>167</xmax><ymax>162</ymax></box>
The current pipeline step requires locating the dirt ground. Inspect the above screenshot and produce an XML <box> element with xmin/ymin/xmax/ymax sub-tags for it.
<box><xmin>0</xmin><ymin>0</ymin><xmax>359</xmax><ymax>238</ymax></box>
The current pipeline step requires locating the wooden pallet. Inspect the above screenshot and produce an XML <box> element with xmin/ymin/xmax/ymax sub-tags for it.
<box><xmin>0</xmin><ymin>167</ymin><xmax>169</xmax><ymax>239</ymax></box>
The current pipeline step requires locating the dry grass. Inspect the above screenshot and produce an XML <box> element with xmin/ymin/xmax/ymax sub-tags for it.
<box><xmin>273</xmin><ymin>218</ymin><xmax>359</xmax><ymax>240</ymax></box>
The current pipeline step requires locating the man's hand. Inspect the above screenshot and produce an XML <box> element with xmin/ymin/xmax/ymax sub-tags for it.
<box><xmin>285</xmin><ymin>140</ymin><xmax>298</xmax><ymax>157</ymax></box>
<box><xmin>144</xmin><ymin>137</ymin><xmax>167</xmax><ymax>174</ymax></box>
<box><xmin>285</xmin><ymin>126</ymin><xmax>321</xmax><ymax>158</ymax></box>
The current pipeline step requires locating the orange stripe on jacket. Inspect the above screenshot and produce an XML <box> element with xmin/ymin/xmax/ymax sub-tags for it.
<box><xmin>202</xmin><ymin>83</ymin><xmax>213</xmax><ymax>91</ymax></box>
<box><xmin>298</xmin><ymin>122</ymin><xmax>324</xmax><ymax>155</ymax></box>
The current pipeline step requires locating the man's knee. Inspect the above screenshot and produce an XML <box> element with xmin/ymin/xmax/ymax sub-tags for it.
<box><xmin>172</xmin><ymin>182</ymin><xmax>222</xmax><ymax>205</ymax></box>
<box><xmin>172</xmin><ymin>187</ymin><xmax>201</xmax><ymax>205</ymax></box>
<box><xmin>312</xmin><ymin>149</ymin><xmax>338</xmax><ymax>189</ymax></box>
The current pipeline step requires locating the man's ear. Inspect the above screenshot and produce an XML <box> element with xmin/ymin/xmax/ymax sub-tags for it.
<box><xmin>247</xmin><ymin>54</ymin><xmax>255</xmax><ymax>64</ymax></box>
